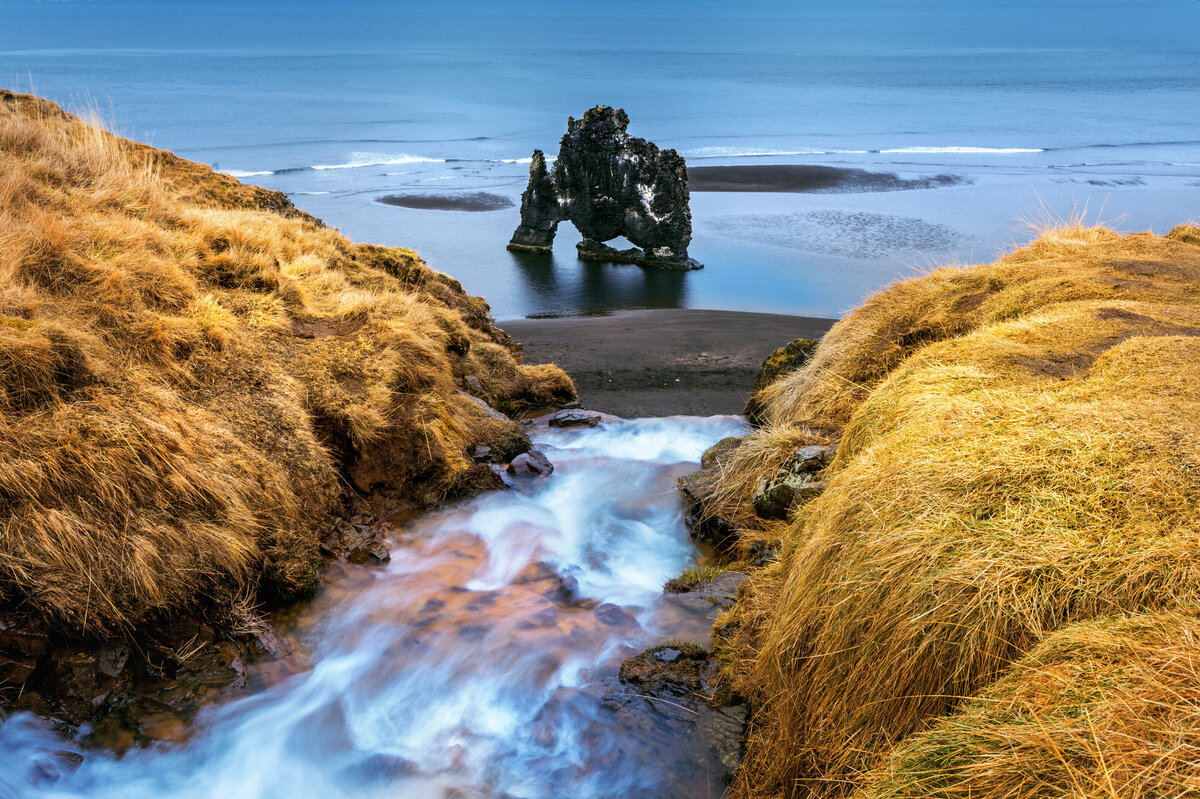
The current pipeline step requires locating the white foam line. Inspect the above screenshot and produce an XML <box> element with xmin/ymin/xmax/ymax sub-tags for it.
<box><xmin>879</xmin><ymin>146</ymin><xmax>1043</xmax><ymax>154</ymax></box>
<box><xmin>690</xmin><ymin>149</ymin><xmax>836</xmax><ymax>158</ymax></box>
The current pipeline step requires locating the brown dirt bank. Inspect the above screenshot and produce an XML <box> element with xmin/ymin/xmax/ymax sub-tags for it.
<box><xmin>688</xmin><ymin>164</ymin><xmax>964</xmax><ymax>193</ymax></box>
<box><xmin>500</xmin><ymin>310</ymin><xmax>836</xmax><ymax>418</ymax></box>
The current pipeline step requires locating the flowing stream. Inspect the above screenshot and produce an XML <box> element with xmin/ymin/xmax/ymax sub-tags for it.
<box><xmin>0</xmin><ymin>415</ymin><xmax>746</xmax><ymax>799</ymax></box>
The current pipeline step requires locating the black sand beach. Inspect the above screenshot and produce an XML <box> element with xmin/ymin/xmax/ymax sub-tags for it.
<box><xmin>502</xmin><ymin>309</ymin><xmax>837</xmax><ymax>417</ymax></box>
<box><xmin>688</xmin><ymin>164</ymin><xmax>965</xmax><ymax>193</ymax></box>
<box><xmin>378</xmin><ymin>192</ymin><xmax>515</xmax><ymax>212</ymax></box>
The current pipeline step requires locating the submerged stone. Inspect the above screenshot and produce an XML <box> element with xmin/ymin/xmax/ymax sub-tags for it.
<box><xmin>547</xmin><ymin>408</ymin><xmax>604</xmax><ymax>428</ymax></box>
<box><xmin>507</xmin><ymin>106</ymin><xmax>702</xmax><ymax>270</ymax></box>
<box><xmin>507</xmin><ymin>449</ymin><xmax>554</xmax><ymax>476</ymax></box>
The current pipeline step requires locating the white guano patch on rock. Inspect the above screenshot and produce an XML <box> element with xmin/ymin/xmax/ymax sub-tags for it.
<box><xmin>637</xmin><ymin>183</ymin><xmax>667</xmax><ymax>222</ymax></box>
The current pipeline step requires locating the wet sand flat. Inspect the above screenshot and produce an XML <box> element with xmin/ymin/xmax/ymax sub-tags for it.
<box><xmin>688</xmin><ymin>164</ymin><xmax>964</xmax><ymax>193</ymax></box>
<box><xmin>501</xmin><ymin>309</ymin><xmax>837</xmax><ymax>418</ymax></box>
<box><xmin>378</xmin><ymin>192</ymin><xmax>515</xmax><ymax>211</ymax></box>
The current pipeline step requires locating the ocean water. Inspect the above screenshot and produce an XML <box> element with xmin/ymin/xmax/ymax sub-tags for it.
<box><xmin>3</xmin><ymin>0</ymin><xmax>1198</xmax><ymax>319</ymax></box>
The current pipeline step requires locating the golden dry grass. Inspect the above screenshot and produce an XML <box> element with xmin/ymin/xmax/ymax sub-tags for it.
<box><xmin>716</xmin><ymin>220</ymin><xmax>1200</xmax><ymax>798</ymax></box>
<box><xmin>756</xmin><ymin>221</ymin><xmax>1200</xmax><ymax>434</ymax></box>
<box><xmin>858</xmin><ymin>611</ymin><xmax>1200</xmax><ymax>799</ymax></box>
<box><xmin>0</xmin><ymin>91</ymin><xmax>574</xmax><ymax>637</ymax></box>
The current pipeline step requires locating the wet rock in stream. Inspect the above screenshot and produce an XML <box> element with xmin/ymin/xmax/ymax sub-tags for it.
<box><xmin>620</xmin><ymin>641</ymin><xmax>707</xmax><ymax>693</ymax></box>
<box><xmin>531</xmin><ymin>676</ymin><xmax>747</xmax><ymax>798</ymax></box>
<box><xmin>0</xmin><ymin>611</ymin><xmax>283</xmax><ymax>751</ymax></box>
<box><xmin>321</xmin><ymin>521</ymin><xmax>391</xmax><ymax>564</ymax></box>
<box><xmin>547</xmin><ymin>408</ymin><xmax>605</xmax><ymax>428</ymax></box>
<box><xmin>506</xmin><ymin>449</ymin><xmax>555</xmax><ymax>476</ymax></box>
<box><xmin>609</xmin><ymin>641</ymin><xmax>749</xmax><ymax>788</ymax></box>
<box><xmin>677</xmin><ymin>437</ymin><xmax>746</xmax><ymax>552</ymax></box>
<box><xmin>610</xmin><ymin>571</ymin><xmax>753</xmax><ymax>787</ymax></box>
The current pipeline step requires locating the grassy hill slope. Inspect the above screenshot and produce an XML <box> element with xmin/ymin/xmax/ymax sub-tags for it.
<box><xmin>0</xmin><ymin>90</ymin><xmax>573</xmax><ymax>643</ymax></box>
<box><xmin>706</xmin><ymin>219</ymin><xmax>1200</xmax><ymax>797</ymax></box>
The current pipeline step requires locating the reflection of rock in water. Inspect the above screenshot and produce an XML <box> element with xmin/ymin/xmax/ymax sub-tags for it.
<box><xmin>508</xmin><ymin>249</ymin><xmax>689</xmax><ymax>317</ymax></box>
<box><xmin>711</xmin><ymin>210</ymin><xmax>966</xmax><ymax>260</ymax></box>
<box><xmin>508</xmin><ymin>107</ymin><xmax>702</xmax><ymax>270</ymax></box>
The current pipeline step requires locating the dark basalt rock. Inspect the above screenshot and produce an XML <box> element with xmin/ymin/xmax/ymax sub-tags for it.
<box><xmin>744</xmin><ymin>337</ymin><xmax>820</xmax><ymax>427</ymax></box>
<box><xmin>507</xmin><ymin>107</ymin><xmax>702</xmax><ymax>270</ymax></box>
<box><xmin>619</xmin><ymin>642</ymin><xmax>708</xmax><ymax>694</ymax></box>
<box><xmin>321</xmin><ymin>519</ymin><xmax>391</xmax><ymax>564</ymax></box>
<box><xmin>507</xmin><ymin>449</ymin><xmax>554</xmax><ymax>477</ymax></box>
<box><xmin>547</xmin><ymin>408</ymin><xmax>603</xmax><ymax>428</ymax></box>
<box><xmin>507</xmin><ymin>150</ymin><xmax>559</xmax><ymax>253</ymax></box>
<box><xmin>677</xmin><ymin>437</ymin><xmax>746</xmax><ymax>553</ymax></box>
<box><xmin>0</xmin><ymin>611</ymin><xmax>279</xmax><ymax>750</ymax></box>
<box><xmin>751</xmin><ymin>445</ymin><xmax>836</xmax><ymax>520</ymax></box>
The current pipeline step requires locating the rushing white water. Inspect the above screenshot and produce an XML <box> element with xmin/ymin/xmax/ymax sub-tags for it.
<box><xmin>0</xmin><ymin>415</ymin><xmax>747</xmax><ymax>799</ymax></box>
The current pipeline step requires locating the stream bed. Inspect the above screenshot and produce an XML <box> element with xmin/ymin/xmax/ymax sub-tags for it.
<box><xmin>0</xmin><ymin>415</ymin><xmax>747</xmax><ymax>799</ymax></box>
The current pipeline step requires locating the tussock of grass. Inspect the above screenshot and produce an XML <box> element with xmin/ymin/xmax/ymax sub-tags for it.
<box><xmin>665</xmin><ymin>564</ymin><xmax>727</xmax><ymax>593</ymax></box>
<box><xmin>1167</xmin><ymin>221</ymin><xmax>1200</xmax><ymax>247</ymax></box>
<box><xmin>0</xmin><ymin>91</ymin><xmax>574</xmax><ymax>637</ymax></box>
<box><xmin>717</xmin><ymin>220</ymin><xmax>1200</xmax><ymax>798</ymax></box>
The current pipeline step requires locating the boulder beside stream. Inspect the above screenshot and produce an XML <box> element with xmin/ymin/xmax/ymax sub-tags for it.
<box><xmin>677</xmin><ymin>436</ymin><xmax>745</xmax><ymax>552</ymax></box>
<box><xmin>750</xmin><ymin>445</ymin><xmax>835</xmax><ymax>520</ymax></box>
<box><xmin>743</xmin><ymin>337</ymin><xmax>820</xmax><ymax>426</ymax></box>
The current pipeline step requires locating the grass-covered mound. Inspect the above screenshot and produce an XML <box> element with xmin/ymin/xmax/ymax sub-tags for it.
<box><xmin>861</xmin><ymin>610</ymin><xmax>1200</xmax><ymax>798</ymax></box>
<box><xmin>711</xmin><ymin>221</ymin><xmax>1200</xmax><ymax>797</ymax></box>
<box><xmin>0</xmin><ymin>91</ymin><xmax>573</xmax><ymax>639</ymax></box>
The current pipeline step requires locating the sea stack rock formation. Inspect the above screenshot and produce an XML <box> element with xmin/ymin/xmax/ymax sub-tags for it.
<box><xmin>507</xmin><ymin>106</ymin><xmax>702</xmax><ymax>270</ymax></box>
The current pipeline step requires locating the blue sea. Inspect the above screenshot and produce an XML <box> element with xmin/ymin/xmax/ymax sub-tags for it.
<box><xmin>3</xmin><ymin>0</ymin><xmax>1198</xmax><ymax>320</ymax></box>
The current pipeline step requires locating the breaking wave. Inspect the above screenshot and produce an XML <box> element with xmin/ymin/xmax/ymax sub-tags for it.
<box><xmin>220</xmin><ymin>169</ymin><xmax>274</xmax><ymax>178</ymax></box>
<box><xmin>878</xmin><ymin>146</ymin><xmax>1044</xmax><ymax>154</ymax></box>
<box><xmin>312</xmin><ymin>152</ymin><xmax>445</xmax><ymax>170</ymax></box>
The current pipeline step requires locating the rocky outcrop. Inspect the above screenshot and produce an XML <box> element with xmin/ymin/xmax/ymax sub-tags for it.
<box><xmin>0</xmin><ymin>611</ymin><xmax>281</xmax><ymax>750</ymax></box>
<box><xmin>507</xmin><ymin>107</ymin><xmax>702</xmax><ymax>270</ymax></box>
<box><xmin>507</xmin><ymin>150</ymin><xmax>559</xmax><ymax>252</ymax></box>
<box><xmin>750</xmin><ymin>444</ymin><xmax>835</xmax><ymax>520</ymax></box>
<box><xmin>744</xmin><ymin>337</ymin><xmax>820</xmax><ymax>426</ymax></box>
<box><xmin>677</xmin><ymin>436</ymin><xmax>745</xmax><ymax>552</ymax></box>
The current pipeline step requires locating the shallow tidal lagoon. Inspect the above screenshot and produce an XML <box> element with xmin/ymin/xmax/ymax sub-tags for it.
<box><xmin>4</xmin><ymin>0</ymin><xmax>1198</xmax><ymax>319</ymax></box>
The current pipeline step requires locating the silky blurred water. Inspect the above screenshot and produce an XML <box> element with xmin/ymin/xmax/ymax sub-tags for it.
<box><xmin>3</xmin><ymin>0</ymin><xmax>1198</xmax><ymax>319</ymax></box>
<box><xmin>0</xmin><ymin>416</ymin><xmax>747</xmax><ymax>799</ymax></box>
